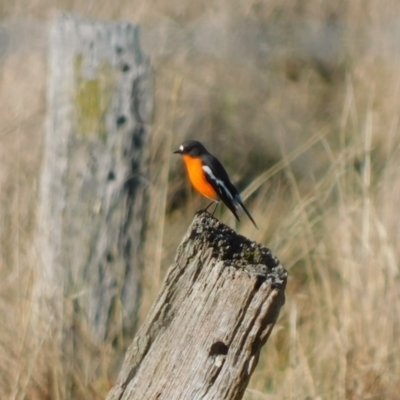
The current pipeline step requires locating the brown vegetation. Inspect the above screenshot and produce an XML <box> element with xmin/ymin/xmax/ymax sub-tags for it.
<box><xmin>1</xmin><ymin>1</ymin><xmax>400</xmax><ymax>399</ymax></box>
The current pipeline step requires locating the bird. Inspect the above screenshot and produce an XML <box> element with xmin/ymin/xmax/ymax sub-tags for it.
<box><xmin>173</xmin><ymin>140</ymin><xmax>258</xmax><ymax>228</ymax></box>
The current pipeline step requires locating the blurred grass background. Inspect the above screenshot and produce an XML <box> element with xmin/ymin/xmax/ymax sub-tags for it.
<box><xmin>1</xmin><ymin>0</ymin><xmax>400</xmax><ymax>399</ymax></box>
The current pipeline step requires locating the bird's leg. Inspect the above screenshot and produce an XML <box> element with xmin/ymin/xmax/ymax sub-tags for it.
<box><xmin>211</xmin><ymin>202</ymin><xmax>219</xmax><ymax>216</ymax></box>
<box><xmin>203</xmin><ymin>201</ymin><xmax>215</xmax><ymax>213</ymax></box>
<box><xmin>203</xmin><ymin>201</ymin><xmax>220</xmax><ymax>217</ymax></box>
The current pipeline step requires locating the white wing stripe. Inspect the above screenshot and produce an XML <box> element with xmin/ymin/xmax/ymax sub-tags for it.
<box><xmin>202</xmin><ymin>165</ymin><xmax>235</xmax><ymax>202</ymax></box>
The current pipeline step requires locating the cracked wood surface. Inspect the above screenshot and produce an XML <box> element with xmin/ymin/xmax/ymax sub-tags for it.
<box><xmin>107</xmin><ymin>211</ymin><xmax>287</xmax><ymax>400</ymax></box>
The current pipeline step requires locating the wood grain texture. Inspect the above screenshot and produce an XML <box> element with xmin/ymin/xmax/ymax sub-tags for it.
<box><xmin>107</xmin><ymin>211</ymin><xmax>287</xmax><ymax>400</ymax></box>
<box><xmin>37</xmin><ymin>14</ymin><xmax>153</xmax><ymax>343</ymax></box>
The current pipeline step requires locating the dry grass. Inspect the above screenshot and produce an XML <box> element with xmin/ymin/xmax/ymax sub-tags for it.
<box><xmin>1</xmin><ymin>0</ymin><xmax>400</xmax><ymax>399</ymax></box>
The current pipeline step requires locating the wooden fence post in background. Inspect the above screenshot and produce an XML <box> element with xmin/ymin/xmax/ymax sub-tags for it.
<box><xmin>37</xmin><ymin>13</ymin><xmax>153</xmax><ymax>346</ymax></box>
<box><xmin>107</xmin><ymin>211</ymin><xmax>287</xmax><ymax>400</ymax></box>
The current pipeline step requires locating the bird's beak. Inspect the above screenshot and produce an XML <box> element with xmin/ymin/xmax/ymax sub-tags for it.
<box><xmin>173</xmin><ymin>149</ymin><xmax>182</xmax><ymax>154</ymax></box>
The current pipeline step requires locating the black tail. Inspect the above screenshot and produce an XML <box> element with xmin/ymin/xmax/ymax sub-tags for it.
<box><xmin>238</xmin><ymin>199</ymin><xmax>258</xmax><ymax>229</ymax></box>
<box><xmin>216</xmin><ymin>184</ymin><xmax>258</xmax><ymax>228</ymax></box>
<box><xmin>223</xmin><ymin>198</ymin><xmax>241</xmax><ymax>222</ymax></box>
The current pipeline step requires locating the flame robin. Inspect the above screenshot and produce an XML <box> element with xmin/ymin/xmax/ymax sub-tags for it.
<box><xmin>174</xmin><ymin>140</ymin><xmax>258</xmax><ymax>228</ymax></box>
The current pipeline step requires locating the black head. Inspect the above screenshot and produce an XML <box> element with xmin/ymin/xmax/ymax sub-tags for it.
<box><xmin>173</xmin><ymin>140</ymin><xmax>209</xmax><ymax>157</ymax></box>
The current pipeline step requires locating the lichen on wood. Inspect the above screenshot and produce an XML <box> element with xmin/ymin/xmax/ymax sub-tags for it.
<box><xmin>73</xmin><ymin>54</ymin><xmax>114</xmax><ymax>139</ymax></box>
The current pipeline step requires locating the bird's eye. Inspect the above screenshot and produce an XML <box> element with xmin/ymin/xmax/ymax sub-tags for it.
<box><xmin>187</xmin><ymin>146</ymin><xmax>191</xmax><ymax>151</ymax></box>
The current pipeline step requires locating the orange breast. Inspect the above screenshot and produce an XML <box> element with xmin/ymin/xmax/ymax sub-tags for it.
<box><xmin>183</xmin><ymin>155</ymin><xmax>217</xmax><ymax>200</ymax></box>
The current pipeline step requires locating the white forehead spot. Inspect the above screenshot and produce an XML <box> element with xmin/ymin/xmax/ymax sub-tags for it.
<box><xmin>180</xmin><ymin>145</ymin><xmax>184</xmax><ymax>151</ymax></box>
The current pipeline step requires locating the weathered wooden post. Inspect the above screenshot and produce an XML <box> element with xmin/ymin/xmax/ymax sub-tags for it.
<box><xmin>37</xmin><ymin>13</ymin><xmax>153</xmax><ymax>347</ymax></box>
<box><xmin>107</xmin><ymin>211</ymin><xmax>287</xmax><ymax>400</ymax></box>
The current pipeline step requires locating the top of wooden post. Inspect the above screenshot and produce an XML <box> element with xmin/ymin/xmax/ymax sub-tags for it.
<box><xmin>180</xmin><ymin>210</ymin><xmax>286</xmax><ymax>287</ymax></box>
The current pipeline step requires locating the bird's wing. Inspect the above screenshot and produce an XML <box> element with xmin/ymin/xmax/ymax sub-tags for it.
<box><xmin>202</xmin><ymin>154</ymin><xmax>258</xmax><ymax>229</ymax></box>
<box><xmin>201</xmin><ymin>155</ymin><xmax>241</xmax><ymax>221</ymax></box>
